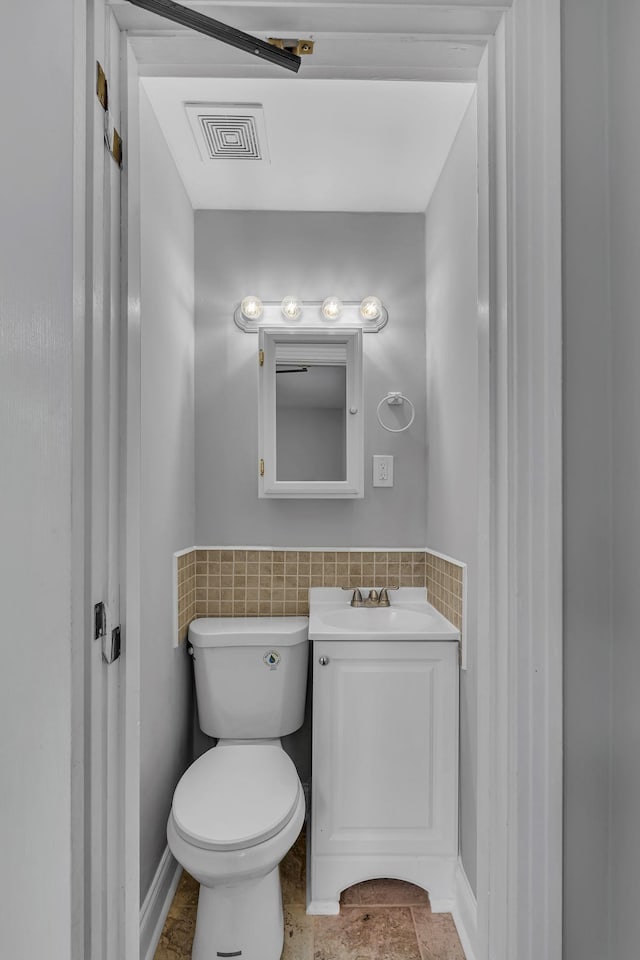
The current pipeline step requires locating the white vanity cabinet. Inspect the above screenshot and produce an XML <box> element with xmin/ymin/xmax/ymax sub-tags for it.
<box><xmin>308</xmin><ymin>638</ymin><xmax>459</xmax><ymax>914</ymax></box>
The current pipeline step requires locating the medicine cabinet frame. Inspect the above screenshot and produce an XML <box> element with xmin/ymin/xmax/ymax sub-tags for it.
<box><xmin>258</xmin><ymin>327</ymin><xmax>364</xmax><ymax>498</ymax></box>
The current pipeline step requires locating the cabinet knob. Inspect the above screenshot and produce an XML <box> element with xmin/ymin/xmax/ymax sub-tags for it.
<box><xmin>318</xmin><ymin>656</ymin><xmax>330</xmax><ymax>666</ymax></box>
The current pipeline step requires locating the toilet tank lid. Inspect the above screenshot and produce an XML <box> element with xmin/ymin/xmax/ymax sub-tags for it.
<box><xmin>189</xmin><ymin>616</ymin><xmax>308</xmax><ymax>648</ymax></box>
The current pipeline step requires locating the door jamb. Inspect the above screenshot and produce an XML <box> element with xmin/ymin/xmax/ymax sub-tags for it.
<box><xmin>120</xmin><ymin>37</ymin><xmax>143</xmax><ymax>960</ymax></box>
<box><xmin>71</xmin><ymin>0</ymin><xmax>89</xmax><ymax>956</ymax></box>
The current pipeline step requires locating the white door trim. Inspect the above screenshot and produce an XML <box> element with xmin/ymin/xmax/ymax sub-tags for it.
<box><xmin>73</xmin><ymin>5</ymin><xmax>143</xmax><ymax>958</ymax></box>
<box><xmin>473</xmin><ymin>8</ymin><xmax>563</xmax><ymax>958</ymax></box>
<box><xmin>114</xmin><ymin>4</ymin><xmax>563</xmax><ymax>960</ymax></box>
<box><xmin>453</xmin><ymin>857</ymin><xmax>479</xmax><ymax>960</ymax></box>
<box><xmin>71</xmin><ymin>1</ymin><xmax>89</xmax><ymax>957</ymax></box>
<box><xmin>503</xmin><ymin>3</ymin><xmax>563</xmax><ymax>957</ymax></box>
<box><xmin>121</xmin><ymin>37</ymin><xmax>143</xmax><ymax>960</ymax></box>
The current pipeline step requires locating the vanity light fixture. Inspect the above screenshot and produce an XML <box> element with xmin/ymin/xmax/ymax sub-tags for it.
<box><xmin>234</xmin><ymin>296</ymin><xmax>388</xmax><ymax>332</ymax></box>
<box><xmin>321</xmin><ymin>296</ymin><xmax>343</xmax><ymax>321</ymax></box>
<box><xmin>240</xmin><ymin>295</ymin><xmax>263</xmax><ymax>321</ymax></box>
<box><xmin>280</xmin><ymin>296</ymin><xmax>303</xmax><ymax>321</ymax></box>
<box><xmin>360</xmin><ymin>295</ymin><xmax>383</xmax><ymax>321</ymax></box>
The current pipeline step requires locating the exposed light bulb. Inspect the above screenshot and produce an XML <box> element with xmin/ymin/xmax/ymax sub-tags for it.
<box><xmin>360</xmin><ymin>295</ymin><xmax>382</xmax><ymax>321</ymax></box>
<box><xmin>240</xmin><ymin>295</ymin><xmax>263</xmax><ymax>321</ymax></box>
<box><xmin>321</xmin><ymin>296</ymin><xmax>343</xmax><ymax>320</ymax></box>
<box><xmin>281</xmin><ymin>296</ymin><xmax>303</xmax><ymax>321</ymax></box>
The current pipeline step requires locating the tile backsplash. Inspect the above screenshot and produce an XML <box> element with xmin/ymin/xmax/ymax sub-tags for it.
<box><xmin>425</xmin><ymin>552</ymin><xmax>464</xmax><ymax>635</ymax></box>
<box><xmin>176</xmin><ymin>547</ymin><xmax>465</xmax><ymax>646</ymax></box>
<box><xmin>176</xmin><ymin>550</ymin><xmax>196</xmax><ymax>645</ymax></box>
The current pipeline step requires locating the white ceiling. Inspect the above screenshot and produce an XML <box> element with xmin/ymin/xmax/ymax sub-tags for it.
<box><xmin>141</xmin><ymin>77</ymin><xmax>475</xmax><ymax>212</ymax></box>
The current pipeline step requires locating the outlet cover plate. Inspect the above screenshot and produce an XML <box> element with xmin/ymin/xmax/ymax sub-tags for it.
<box><xmin>373</xmin><ymin>455</ymin><xmax>394</xmax><ymax>487</ymax></box>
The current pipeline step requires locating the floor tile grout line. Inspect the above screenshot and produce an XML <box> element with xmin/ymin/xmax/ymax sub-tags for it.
<box><xmin>410</xmin><ymin>905</ymin><xmax>427</xmax><ymax>960</ymax></box>
<box><xmin>158</xmin><ymin>862</ymin><xmax>465</xmax><ymax>959</ymax></box>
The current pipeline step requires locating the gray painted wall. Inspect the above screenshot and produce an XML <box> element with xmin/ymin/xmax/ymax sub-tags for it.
<box><xmin>0</xmin><ymin>4</ymin><xmax>74</xmax><ymax>956</ymax></box>
<box><xmin>562</xmin><ymin>2</ymin><xmax>613</xmax><ymax>956</ymax></box>
<box><xmin>607</xmin><ymin>1</ymin><xmax>640</xmax><ymax>955</ymax></box>
<box><xmin>139</xmin><ymin>89</ymin><xmax>196</xmax><ymax>904</ymax></box>
<box><xmin>424</xmin><ymin>100</ymin><xmax>479</xmax><ymax>894</ymax></box>
<box><xmin>194</xmin><ymin>211</ymin><xmax>427</xmax><ymax>547</ymax></box>
<box><xmin>564</xmin><ymin>1</ymin><xmax>640</xmax><ymax>957</ymax></box>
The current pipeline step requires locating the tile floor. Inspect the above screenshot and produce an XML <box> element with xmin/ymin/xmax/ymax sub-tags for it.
<box><xmin>154</xmin><ymin>830</ymin><xmax>466</xmax><ymax>960</ymax></box>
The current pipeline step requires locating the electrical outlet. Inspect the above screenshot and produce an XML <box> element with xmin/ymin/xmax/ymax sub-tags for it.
<box><xmin>373</xmin><ymin>455</ymin><xmax>394</xmax><ymax>487</ymax></box>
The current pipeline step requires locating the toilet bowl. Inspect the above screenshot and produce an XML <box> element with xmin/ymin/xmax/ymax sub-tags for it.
<box><xmin>167</xmin><ymin>742</ymin><xmax>305</xmax><ymax>960</ymax></box>
<box><xmin>167</xmin><ymin>616</ymin><xmax>309</xmax><ymax>960</ymax></box>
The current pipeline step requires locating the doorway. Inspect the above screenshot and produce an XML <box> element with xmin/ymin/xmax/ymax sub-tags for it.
<box><xmin>97</xmin><ymin>4</ymin><xmax>563</xmax><ymax>960</ymax></box>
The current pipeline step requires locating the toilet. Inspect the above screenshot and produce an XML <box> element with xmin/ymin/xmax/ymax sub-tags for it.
<box><xmin>167</xmin><ymin>616</ymin><xmax>309</xmax><ymax>960</ymax></box>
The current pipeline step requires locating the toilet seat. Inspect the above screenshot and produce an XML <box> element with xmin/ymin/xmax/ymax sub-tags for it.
<box><xmin>172</xmin><ymin>744</ymin><xmax>301</xmax><ymax>852</ymax></box>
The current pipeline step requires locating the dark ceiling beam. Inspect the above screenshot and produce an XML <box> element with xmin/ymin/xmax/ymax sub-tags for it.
<box><xmin>124</xmin><ymin>0</ymin><xmax>301</xmax><ymax>73</ymax></box>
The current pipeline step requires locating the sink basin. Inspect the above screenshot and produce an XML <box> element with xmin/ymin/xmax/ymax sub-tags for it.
<box><xmin>308</xmin><ymin>587</ymin><xmax>459</xmax><ymax>641</ymax></box>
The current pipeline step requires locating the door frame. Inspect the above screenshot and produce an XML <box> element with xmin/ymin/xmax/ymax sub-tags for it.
<box><xmin>108</xmin><ymin>2</ymin><xmax>563</xmax><ymax>959</ymax></box>
<box><xmin>474</xmin><ymin>8</ymin><xmax>563</xmax><ymax>959</ymax></box>
<box><xmin>120</xmin><ymin>36</ymin><xmax>144</xmax><ymax>960</ymax></box>
<box><xmin>72</xmin><ymin>3</ymin><xmax>142</xmax><ymax>958</ymax></box>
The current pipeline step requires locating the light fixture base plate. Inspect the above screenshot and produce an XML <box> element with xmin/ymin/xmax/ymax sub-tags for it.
<box><xmin>233</xmin><ymin>300</ymin><xmax>388</xmax><ymax>333</ymax></box>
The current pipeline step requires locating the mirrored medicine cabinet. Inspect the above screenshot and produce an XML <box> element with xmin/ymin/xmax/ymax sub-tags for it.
<box><xmin>258</xmin><ymin>328</ymin><xmax>364</xmax><ymax>498</ymax></box>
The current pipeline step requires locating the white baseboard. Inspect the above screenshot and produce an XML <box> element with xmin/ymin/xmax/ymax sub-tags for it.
<box><xmin>451</xmin><ymin>858</ymin><xmax>477</xmax><ymax>960</ymax></box>
<box><xmin>430</xmin><ymin>898</ymin><xmax>455</xmax><ymax>913</ymax></box>
<box><xmin>139</xmin><ymin>845</ymin><xmax>182</xmax><ymax>960</ymax></box>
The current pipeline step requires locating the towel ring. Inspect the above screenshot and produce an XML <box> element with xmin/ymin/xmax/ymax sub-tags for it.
<box><xmin>376</xmin><ymin>392</ymin><xmax>416</xmax><ymax>433</ymax></box>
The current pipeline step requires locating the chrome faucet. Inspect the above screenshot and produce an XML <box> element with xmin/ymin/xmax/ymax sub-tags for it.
<box><xmin>342</xmin><ymin>586</ymin><xmax>399</xmax><ymax>607</ymax></box>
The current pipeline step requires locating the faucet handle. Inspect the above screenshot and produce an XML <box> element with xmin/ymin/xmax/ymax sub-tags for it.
<box><xmin>379</xmin><ymin>585</ymin><xmax>399</xmax><ymax>606</ymax></box>
<box><xmin>342</xmin><ymin>586</ymin><xmax>363</xmax><ymax>606</ymax></box>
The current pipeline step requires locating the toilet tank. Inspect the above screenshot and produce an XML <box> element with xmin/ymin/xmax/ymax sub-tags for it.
<box><xmin>188</xmin><ymin>617</ymin><xmax>309</xmax><ymax>738</ymax></box>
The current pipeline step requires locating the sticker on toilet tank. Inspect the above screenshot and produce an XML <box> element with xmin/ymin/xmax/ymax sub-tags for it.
<box><xmin>263</xmin><ymin>650</ymin><xmax>280</xmax><ymax>669</ymax></box>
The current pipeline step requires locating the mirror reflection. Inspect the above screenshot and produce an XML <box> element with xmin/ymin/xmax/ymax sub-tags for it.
<box><xmin>275</xmin><ymin>364</ymin><xmax>347</xmax><ymax>481</ymax></box>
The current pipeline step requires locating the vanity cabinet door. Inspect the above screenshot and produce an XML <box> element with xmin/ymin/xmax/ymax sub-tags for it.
<box><xmin>312</xmin><ymin>640</ymin><xmax>458</xmax><ymax>859</ymax></box>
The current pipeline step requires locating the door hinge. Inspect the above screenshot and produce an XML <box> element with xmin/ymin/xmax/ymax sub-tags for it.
<box><xmin>103</xmin><ymin>624</ymin><xmax>122</xmax><ymax>665</ymax></box>
<box><xmin>97</xmin><ymin>61</ymin><xmax>123</xmax><ymax>167</ymax></box>
<box><xmin>96</xmin><ymin>61</ymin><xmax>108</xmax><ymax>111</ymax></box>
<box><xmin>259</xmin><ymin>458</ymin><xmax>265</xmax><ymax>477</ymax></box>
<box><xmin>94</xmin><ymin>601</ymin><xmax>107</xmax><ymax>640</ymax></box>
<box><xmin>104</xmin><ymin>112</ymin><xmax>123</xmax><ymax>168</ymax></box>
<box><xmin>110</xmin><ymin>126</ymin><xmax>123</xmax><ymax>167</ymax></box>
<box><xmin>259</xmin><ymin>349</ymin><xmax>264</xmax><ymax>366</ymax></box>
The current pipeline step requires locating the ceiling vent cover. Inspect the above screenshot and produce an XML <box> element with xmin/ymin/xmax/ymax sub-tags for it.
<box><xmin>185</xmin><ymin>102</ymin><xmax>270</xmax><ymax>164</ymax></box>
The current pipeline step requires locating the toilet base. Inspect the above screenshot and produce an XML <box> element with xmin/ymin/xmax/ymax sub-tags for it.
<box><xmin>192</xmin><ymin>867</ymin><xmax>283</xmax><ymax>960</ymax></box>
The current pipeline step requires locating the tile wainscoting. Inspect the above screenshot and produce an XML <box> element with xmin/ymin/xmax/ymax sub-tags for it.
<box><xmin>176</xmin><ymin>547</ymin><xmax>464</xmax><ymax>647</ymax></box>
